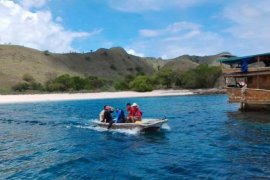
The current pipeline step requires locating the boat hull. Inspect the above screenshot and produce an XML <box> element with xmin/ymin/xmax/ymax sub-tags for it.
<box><xmin>92</xmin><ymin>119</ymin><xmax>168</xmax><ymax>131</ymax></box>
<box><xmin>227</xmin><ymin>87</ymin><xmax>270</xmax><ymax>110</ymax></box>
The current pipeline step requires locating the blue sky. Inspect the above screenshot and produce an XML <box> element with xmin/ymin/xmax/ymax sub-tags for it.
<box><xmin>0</xmin><ymin>0</ymin><xmax>270</xmax><ymax>58</ymax></box>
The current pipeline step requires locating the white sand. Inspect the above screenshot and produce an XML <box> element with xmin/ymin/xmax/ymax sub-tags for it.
<box><xmin>0</xmin><ymin>90</ymin><xmax>194</xmax><ymax>104</ymax></box>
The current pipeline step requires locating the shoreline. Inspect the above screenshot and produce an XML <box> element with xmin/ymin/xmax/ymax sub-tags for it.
<box><xmin>0</xmin><ymin>88</ymin><xmax>225</xmax><ymax>104</ymax></box>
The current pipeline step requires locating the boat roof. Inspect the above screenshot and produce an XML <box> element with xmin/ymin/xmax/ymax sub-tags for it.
<box><xmin>219</xmin><ymin>52</ymin><xmax>270</xmax><ymax>65</ymax></box>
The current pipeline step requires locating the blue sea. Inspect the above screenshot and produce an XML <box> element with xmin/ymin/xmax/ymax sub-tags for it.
<box><xmin>1</xmin><ymin>94</ymin><xmax>270</xmax><ymax>179</ymax></box>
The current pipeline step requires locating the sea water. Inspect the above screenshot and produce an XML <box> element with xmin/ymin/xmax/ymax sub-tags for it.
<box><xmin>0</xmin><ymin>95</ymin><xmax>270</xmax><ymax>179</ymax></box>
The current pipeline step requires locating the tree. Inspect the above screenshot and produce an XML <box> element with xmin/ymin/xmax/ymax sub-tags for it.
<box><xmin>154</xmin><ymin>69</ymin><xmax>175</xmax><ymax>88</ymax></box>
<box><xmin>129</xmin><ymin>75</ymin><xmax>153</xmax><ymax>92</ymax></box>
<box><xmin>114</xmin><ymin>75</ymin><xmax>135</xmax><ymax>90</ymax></box>
<box><xmin>181</xmin><ymin>64</ymin><xmax>221</xmax><ymax>88</ymax></box>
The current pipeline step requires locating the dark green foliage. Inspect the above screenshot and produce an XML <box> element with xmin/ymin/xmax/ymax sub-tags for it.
<box><xmin>129</xmin><ymin>75</ymin><xmax>153</xmax><ymax>92</ymax></box>
<box><xmin>85</xmin><ymin>56</ymin><xmax>91</xmax><ymax>61</ymax></box>
<box><xmin>114</xmin><ymin>75</ymin><xmax>135</xmax><ymax>90</ymax></box>
<box><xmin>45</xmin><ymin>74</ymin><xmax>107</xmax><ymax>92</ymax></box>
<box><xmin>154</xmin><ymin>69</ymin><xmax>175</xmax><ymax>88</ymax></box>
<box><xmin>12</xmin><ymin>74</ymin><xmax>43</xmax><ymax>92</ymax></box>
<box><xmin>44</xmin><ymin>50</ymin><xmax>50</xmax><ymax>55</ymax></box>
<box><xmin>88</xmin><ymin>76</ymin><xmax>107</xmax><ymax>89</ymax></box>
<box><xmin>181</xmin><ymin>64</ymin><xmax>221</xmax><ymax>88</ymax></box>
<box><xmin>110</xmin><ymin>64</ymin><xmax>117</xmax><ymax>70</ymax></box>
<box><xmin>30</xmin><ymin>82</ymin><xmax>43</xmax><ymax>90</ymax></box>
<box><xmin>135</xmin><ymin>66</ymin><xmax>143</xmax><ymax>73</ymax></box>
<box><xmin>114</xmin><ymin>81</ymin><xmax>129</xmax><ymax>90</ymax></box>
<box><xmin>23</xmin><ymin>74</ymin><xmax>35</xmax><ymax>83</ymax></box>
<box><xmin>45</xmin><ymin>82</ymin><xmax>65</xmax><ymax>92</ymax></box>
<box><xmin>175</xmin><ymin>77</ymin><xmax>182</xmax><ymax>87</ymax></box>
<box><xmin>12</xmin><ymin>82</ymin><xmax>29</xmax><ymax>92</ymax></box>
<box><xmin>72</xmin><ymin>76</ymin><xmax>89</xmax><ymax>90</ymax></box>
<box><xmin>127</xmin><ymin>67</ymin><xmax>133</xmax><ymax>72</ymax></box>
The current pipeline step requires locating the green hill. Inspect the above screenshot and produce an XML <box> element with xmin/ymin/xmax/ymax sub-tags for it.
<box><xmin>0</xmin><ymin>45</ymin><xmax>154</xmax><ymax>92</ymax></box>
<box><xmin>0</xmin><ymin>45</ymin><xmax>227</xmax><ymax>92</ymax></box>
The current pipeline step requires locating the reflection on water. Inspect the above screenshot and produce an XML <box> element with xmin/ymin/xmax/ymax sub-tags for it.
<box><xmin>228</xmin><ymin>111</ymin><xmax>270</xmax><ymax>123</ymax></box>
<box><xmin>223</xmin><ymin>111</ymin><xmax>270</xmax><ymax>178</ymax></box>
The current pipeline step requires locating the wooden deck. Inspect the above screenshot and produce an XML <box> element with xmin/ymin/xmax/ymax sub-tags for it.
<box><xmin>222</xmin><ymin>67</ymin><xmax>270</xmax><ymax>74</ymax></box>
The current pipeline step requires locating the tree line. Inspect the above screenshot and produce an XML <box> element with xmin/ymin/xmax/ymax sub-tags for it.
<box><xmin>12</xmin><ymin>74</ymin><xmax>109</xmax><ymax>92</ymax></box>
<box><xmin>114</xmin><ymin>64</ymin><xmax>221</xmax><ymax>92</ymax></box>
<box><xmin>12</xmin><ymin>64</ymin><xmax>221</xmax><ymax>92</ymax></box>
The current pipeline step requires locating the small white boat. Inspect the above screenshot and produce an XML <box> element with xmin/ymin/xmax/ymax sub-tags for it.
<box><xmin>92</xmin><ymin>119</ymin><xmax>168</xmax><ymax>131</ymax></box>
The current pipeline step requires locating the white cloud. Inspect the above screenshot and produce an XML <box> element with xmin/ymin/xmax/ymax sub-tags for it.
<box><xmin>0</xmin><ymin>0</ymin><xmax>100</xmax><ymax>52</ymax></box>
<box><xmin>222</xmin><ymin>0</ymin><xmax>270</xmax><ymax>55</ymax></box>
<box><xmin>109</xmin><ymin>0</ymin><xmax>202</xmax><ymax>13</ymax></box>
<box><xmin>129</xmin><ymin>22</ymin><xmax>223</xmax><ymax>58</ymax></box>
<box><xmin>55</xmin><ymin>16</ymin><xmax>63</xmax><ymax>23</ymax></box>
<box><xmin>19</xmin><ymin>0</ymin><xmax>49</xmax><ymax>9</ymax></box>
<box><xmin>140</xmin><ymin>22</ymin><xmax>200</xmax><ymax>38</ymax></box>
<box><xmin>124</xmin><ymin>1</ymin><xmax>270</xmax><ymax>58</ymax></box>
<box><xmin>125</xmin><ymin>48</ymin><xmax>145</xmax><ymax>57</ymax></box>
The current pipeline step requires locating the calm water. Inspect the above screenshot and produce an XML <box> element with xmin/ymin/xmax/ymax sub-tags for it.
<box><xmin>0</xmin><ymin>95</ymin><xmax>270</xmax><ymax>179</ymax></box>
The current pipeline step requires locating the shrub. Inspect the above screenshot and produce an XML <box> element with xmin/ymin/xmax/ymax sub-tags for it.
<box><xmin>110</xmin><ymin>64</ymin><xmax>117</xmax><ymax>70</ymax></box>
<box><xmin>12</xmin><ymin>82</ymin><xmax>29</xmax><ymax>92</ymax></box>
<box><xmin>45</xmin><ymin>82</ymin><xmax>66</xmax><ymax>92</ymax></box>
<box><xmin>127</xmin><ymin>67</ymin><xmax>133</xmax><ymax>72</ymax></box>
<box><xmin>129</xmin><ymin>75</ymin><xmax>153</xmax><ymax>92</ymax></box>
<box><xmin>114</xmin><ymin>75</ymin><xmax>135</xmax><ymax>91</ymax></box>
<box><xmin>181</xmin><ymin>64</ymin><xmax>221</xmax><ymax>88</ymax></box>
<box><xmin>154</xmin><ymin>69</ymin><xmax>175</xmax><ymax>88</ymax></box>
<box><xmin>44</xmin><ymin>50</ymin><xmax>50</xmax><ymax>55</ymax></box>
<box><xmin>114</xmin><ymin>81</ymin><xmax>129</xmax><ymax>90</ymax></box>
<box><xmin>72</xmin><ymin>76</ymin><xmax>89</xmax><ymax>90</ymax></box>
<box><xmin>22</xmin><ymin>74</ymin><xmax>35</xmax><ymax>83</ymax></box>
<box><xmin>29</xmin><ymin>82</ymin><xmax>43</xmax><ymax>90</ymax></box>
<box><xmin>135</xmin><ymin>66</ymin><xmax>143</xmax><ymax>73</ymax></box>
<box><xmin>85</xmin><ymin>56</ymin><xmax>91</xmax><ymax>61</ymax></box>
<box><xmin>88</xmin><ymin>76</ymin><xmax>106</xmax><ymax>89</ymax></box>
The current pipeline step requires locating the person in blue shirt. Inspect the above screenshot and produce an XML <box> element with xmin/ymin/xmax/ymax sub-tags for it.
<box><xmin>115</xmin><ymin>108</ymin><xmax>125</xmax><ymax>123</ymax></box>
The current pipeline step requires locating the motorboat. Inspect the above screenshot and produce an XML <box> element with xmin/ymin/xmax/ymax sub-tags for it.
<box><xmin>92</xmin><ymin>119</ymin><xmax>168</xmax><ymax>131</ymax></box>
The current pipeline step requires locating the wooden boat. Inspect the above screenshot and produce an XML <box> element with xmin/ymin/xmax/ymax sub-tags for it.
<box><xmin>219</xmin><ymin>52</ymin><xmax>270</xmax><ymax>111</ymax></box>
<box><xmin>92</xmin><ymin>119</ymin><xmax>168</xmax><ymax>131</ymax></box>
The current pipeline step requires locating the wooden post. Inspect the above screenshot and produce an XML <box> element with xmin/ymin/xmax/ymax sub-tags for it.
<box><xmin>256</xmin><ymin>56</ymin><xmax>260</xmax><ymax>89</ymax></box>
<box><xmin>257</xmin><ymin>56</ymin><xmax>260</xmax><ymax>69</ymax></box>
<box><xmin>257</xmin><ymin>75</ymin><xmax>259</xmax><ymax>89</ymax></box>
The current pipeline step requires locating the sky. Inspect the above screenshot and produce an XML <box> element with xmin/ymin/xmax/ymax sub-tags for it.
<box><xmin>0</xmin><ymin>0</ymin><xmax>270</xmax><ymax>58</ymax></box>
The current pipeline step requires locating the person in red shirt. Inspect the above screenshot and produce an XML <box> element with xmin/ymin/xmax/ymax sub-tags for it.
<box><xmin>132</xmin><ymin>103</ymin><xmax>142</xmax><ymax>122</ymax></box>
<box><xmin>126</xmin><ymin>103</ymin><xmax>134</xmax><ymax>116</ymax></box>
<box><xmin>126</xmin><ymin>103</ymin><xmax>134</xmax><ymax>123</ymax></box>
<box><xmin>126</xmin><ymin>103</ymin><xmax>142</xmax><ymax>123</ymax></box>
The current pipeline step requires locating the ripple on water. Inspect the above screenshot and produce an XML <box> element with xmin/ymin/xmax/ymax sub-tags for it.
<box><xmin>0</xmin><ymin>95</ymin><xmax>270</xmax><ymax>179</ymax></box>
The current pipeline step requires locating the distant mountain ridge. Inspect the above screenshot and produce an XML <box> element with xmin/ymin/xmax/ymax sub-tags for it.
<box><xmin>0</xmin><ymin>45</ymin><xmax>229</xmax><ymax>91</ymax></box>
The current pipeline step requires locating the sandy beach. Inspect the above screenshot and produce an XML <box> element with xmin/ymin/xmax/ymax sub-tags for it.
<box><xmin>0</xmin><ymin>90</ymin><xmax>193</xmax><ymax>104</ymax></box>
<box><xmin>0</xmin><ymin>89</ymin><xmax>225</xmax><ymax>104</ymax></box>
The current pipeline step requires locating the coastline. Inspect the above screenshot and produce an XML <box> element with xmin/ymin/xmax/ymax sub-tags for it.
<box><xmin>0</xmin><ymin>88</ymin><xmax>225</xmax><ymax>104</ymax></box>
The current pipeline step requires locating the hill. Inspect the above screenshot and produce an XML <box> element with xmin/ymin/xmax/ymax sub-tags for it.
<box><xmin>0</xmin><ymin>45</ymin><xmax>228</xmax><ymax>92</ymax></box>
<box><xmin>0</xmin><ymin>45</ymin><xmax>154</xmax><ymax>91</ymax></box>
<box><xmin>145</xmin><ymin>52</ymin><xmax>232</xmax><ymax>72</ymax></box>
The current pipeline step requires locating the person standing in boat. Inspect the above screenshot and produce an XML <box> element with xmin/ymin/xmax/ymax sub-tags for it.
<box><xmin>115</xmin><ymin>108</ymin><xmax>125</xmax><ymax>123</ymax></box>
